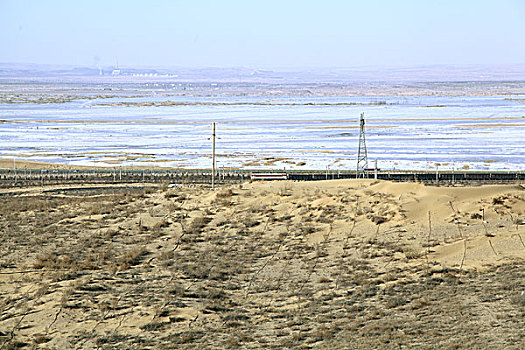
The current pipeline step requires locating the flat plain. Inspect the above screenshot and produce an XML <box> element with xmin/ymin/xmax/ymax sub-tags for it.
<box><xmin>1</xmin><ymin>80</ymin><xmax>524</xmax><ymax>171</ymax></box>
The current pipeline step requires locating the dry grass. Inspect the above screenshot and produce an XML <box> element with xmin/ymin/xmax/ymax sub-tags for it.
<box><xmin>0</xmin><ymin>181</ymin><xmax>523</xmax><ymax>349</ymax></box>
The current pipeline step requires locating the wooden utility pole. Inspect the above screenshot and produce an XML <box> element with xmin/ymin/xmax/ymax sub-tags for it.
<box><xmin>212</xmin><ymin>122</ymin><xmax>216</xmax><ymax>189</ymax></box>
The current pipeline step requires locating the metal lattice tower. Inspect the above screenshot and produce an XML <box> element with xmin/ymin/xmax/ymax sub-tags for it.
<box><xmin>356</xmin><ymin>112</ymin><xmax>369</xmax><ymax>178</ymax></box>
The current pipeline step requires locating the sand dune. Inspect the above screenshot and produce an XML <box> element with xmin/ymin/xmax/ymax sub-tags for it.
<box><xmin>0</xmin><ymin>180</ymin><xmax>523</xmax><ymax>348</ymax></box>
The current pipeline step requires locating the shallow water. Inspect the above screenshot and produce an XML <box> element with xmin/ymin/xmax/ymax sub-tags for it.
<box><xmin>0</xmin><ymin>82</ymin><xmax>524</xmax><ymax>171</ymax></box>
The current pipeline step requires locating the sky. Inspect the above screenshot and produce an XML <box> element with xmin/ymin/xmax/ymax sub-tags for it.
<box><xmin>1</xmin><ymin>0</ymin><xmax>524</xmax><ymax>68</ymax></box>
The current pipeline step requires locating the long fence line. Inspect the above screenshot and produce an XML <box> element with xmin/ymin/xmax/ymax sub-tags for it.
<box><xmin>0</xmin><ymin>168</ymin><xmax>524</xmax><ymax>188</ymax></box>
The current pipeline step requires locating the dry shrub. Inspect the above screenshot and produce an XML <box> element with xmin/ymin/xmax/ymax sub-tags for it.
<box><xmin>492</xmin><ymin>196</ymin><xmax>506</xmax><ymax>205</ymax></box>
<box><xmin>1</xmin><ymin>196</ymin><xmax>55</xmax><ymax>213</ymax></box>
<box><xmin>34</xmin><ymin>247</ymin><xmax>115</xmax><ymax>271</ymax></box>
<box><xmin>140</xmin><ymin>322</ymin><xmax>167</xmax><ymax>331</ymax></box>
<box><xmin>103</xmin><ymin>228</ymin><xmax>119</xmax><ymax>240</ymax></box>
<box><xmin>206</xmin><ymin>287</ymin><xmax>228</xmax><ymax>300</ymax></box>
<box><xmin>512</xmin><ymin>217</ymin><xmax>525</xmax><ymax>225</ymax></box>
<box><xmin>88</xmin><ymin>202</ymin><xmax>111</xmax><ymax>215</ymax></box>
<box><xmin>33</xmin><ymin>335</ymin><xmax>52</xmax><ymax>344</ymax></box>
<box><xmin>159</xmin><ymin>181</ymin><xmax>170</xmax><ymax>192</ymax></box>
<box><xmin>510</xmin><ymin>294</ymin><xmax>525</xmax><ymax>307</ymax></box>
<box><xmin>2</xmin><ymin>338</ymin><xmax>28</xmax><ymax>349</ymax></box>
<box><xmin>116</xmin><ymin>247</ymin><xmax>148</xmax><ymax>270</ymax></box>
<box><xmin>216</xmin><ymin>188</ymin><xmax>234</xmax><ymax>198</ymax></box>
<box><xmin>212</xmin><ymin>189</ymin><xmax>235</xmax><ymax>206</ymax></box>
<box><xmin>143</xmin><ymin>187</ymin><xmax>155</xmax><ymax>195</ymax></box>
<box><xmin>165</xmin><ymin>190</ymin><xmax>185</xmax><ymax>199</ymax></box>
<box><xmin>243</xmin><ymin>216</ymin><xmax>259</xmax><ymax>228</ymax></box>
<box><xmin>369</xmin><ymin>215</ymin><xmax>388</xmax><ymax>225</ymax></box>
<box><xmin>303</xmin><ymin>225</ymin><xmax>316</xmax><ymax>234</ymax></box>
<box><xmin>158</xmin><ymin>250</ymin><xmax>175</xmax><ymax>268</ymax></box>
<box><xmin>403</xmin><ymin>246</ymin><xmax>423</xmax><ymax>260</ymax></box>
<box><xmin>171</xmin><ymin>331</ymin><xmax>205</xmax><ymax>344</ymax></box>
<box><xmin>310</xmin><ymin>325</ymin><xmax>335</xmax><ymax>342</ymax></box>
<box><xmin>34</xmin><ymin>283</ymin><xmax>50</xmax><ymax>298</ymax></box>
<box><xmin>33</xmin><ymin>252</ymin><xmax>66</xmax><ymax>269</ymax></box>
<box><xmin>214</xmin><ymin>198</ymin><xmax>234</xmax><ymax>207</ymax></box>
<box><xmin>205</xmin><ymin>301</ymin><xmax>231</xmax><ymax>313</ymax></box>
<box><xmin>150</xmin><ymin>218</ymin><xmax>171</xmax><ymax>237</ymax></box>
<box><xmin>33</xmin><ymin>252</ymin><xmax>55</xmax><ymax>269</ymax></box>
<box><xmin>188</xmin><ymin>215</ymin><xmax>210</xmax><ymax>233</ymax></box>
<box><xmin>279</xmin><ymin>185</ymin><xmax>292</xmax><ymax>197</ymax></box>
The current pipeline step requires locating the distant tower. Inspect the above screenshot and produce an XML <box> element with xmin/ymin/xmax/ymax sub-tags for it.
<box><xmin>356</xmin><ymin>112</ymin><xmax>369</xmax><ymax>178</ymax></box>
<box><xmin>112</xmin><ymin>57</ymin><xmax>121</xmax><ymax>76</ymax></box>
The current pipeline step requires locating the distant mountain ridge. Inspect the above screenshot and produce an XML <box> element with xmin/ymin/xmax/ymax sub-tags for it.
<box><xmin>0</xmin><ymin>63</ymin><xmax>524</xmax><ymax>83</ymax></box>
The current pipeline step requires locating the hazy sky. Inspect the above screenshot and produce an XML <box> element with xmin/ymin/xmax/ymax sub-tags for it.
<box><xmin>1</xmin><ymin>0</ymin><xmax>524</xmax><ymax>68</ymax></box>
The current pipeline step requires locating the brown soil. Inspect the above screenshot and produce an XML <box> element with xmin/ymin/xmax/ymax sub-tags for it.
<box><xmin>0</xmin><ymin>180</ymin><xmax>524</xmax><ymax>349</ymax></box>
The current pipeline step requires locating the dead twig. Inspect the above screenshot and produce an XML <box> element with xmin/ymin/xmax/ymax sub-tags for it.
<box><xmin>482</xmin><ymin>222</ymin><xmax>494</xmax><ymax>237</ymax></box>
<box><xmin>426</xmin><ymin>211</ymin><xmax>432</xmax><ymax>272</ymax></box>
<box><xmin>47</xmin><ymin>306</ymin><xmax>62</xmax><ymax>331</ymax></box>
<box><xmin>342</xmin><ymin>221</ymin><xmax>357</xmax><ymax>249</ymax></box>
<box><xmin>189</xmin><ymin>315</ymin><xmax>198</xmax><ymax>328</ymax></box>
<box><xmin>8</xmin><ymin>310</ymin><xmax>30</xmax><ymax>341</ymax></box>
<box><xmin>488</xmin><ymin>239</ymin><xmax>498</xmax><ymax>256</ymax></box>
<box><xmin>449</xmin><ymin>201</ymin><xmax>463</xmax><ymax>238</ymax></box>
<box><xmin>517</xmin><ymin>233</ymin><xmax>525</xmax><ymax>249</ymax></box>
<box><xmin>459</xmin><ymin>239</ymin><xmax>467</xmax><ymax>270</ymax></box>
<box><xmin>171</xmin><ymin>220</ymin><xmax>187</xmax><ymax>252</ymax></box>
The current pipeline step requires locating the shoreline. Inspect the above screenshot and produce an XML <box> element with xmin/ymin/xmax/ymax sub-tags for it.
<box><xmin>1</xmin><ymin>158</ymin><xmax>525</xmax><ymax>172</ymax></box>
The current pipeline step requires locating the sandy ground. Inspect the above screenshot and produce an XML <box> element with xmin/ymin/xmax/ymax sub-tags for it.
<box><xmin>0</xmin><ymin>159</ymin><xmax>100</xmax><ymax>170</ymax></box>
<box><xmin>0</xmin><ymin>179</ymin><xmax>524</xmax><ymax>349</ymax></box>
<box><xmin>0</xmin><ymin>159</ymin><xmax>185</xmax><ymax>170</ymax></box>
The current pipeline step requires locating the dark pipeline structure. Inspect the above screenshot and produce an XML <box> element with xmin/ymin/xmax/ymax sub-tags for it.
<box><xmin>0</xmin><ymin>168</ymin><xmax>523</xmax><ymax>188</ymax></box>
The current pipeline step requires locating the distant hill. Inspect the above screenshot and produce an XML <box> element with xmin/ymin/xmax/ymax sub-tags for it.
<box><xmin>0</xmin><ymin>63</ymin><xmax>524</xmax><ymax>82</ymax></box>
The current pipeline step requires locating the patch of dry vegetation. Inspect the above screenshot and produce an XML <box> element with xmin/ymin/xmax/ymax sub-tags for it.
<box><xmin>0</xmin><ymin>180</ymin><xmax>524</xmax><ymax>349</ymax></box>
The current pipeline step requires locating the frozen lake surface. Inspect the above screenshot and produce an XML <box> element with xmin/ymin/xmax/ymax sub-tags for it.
<box><xmin>0</xmin><ymin>81</ymin><xmax>524</xmax><ymax>171</ymax></box>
